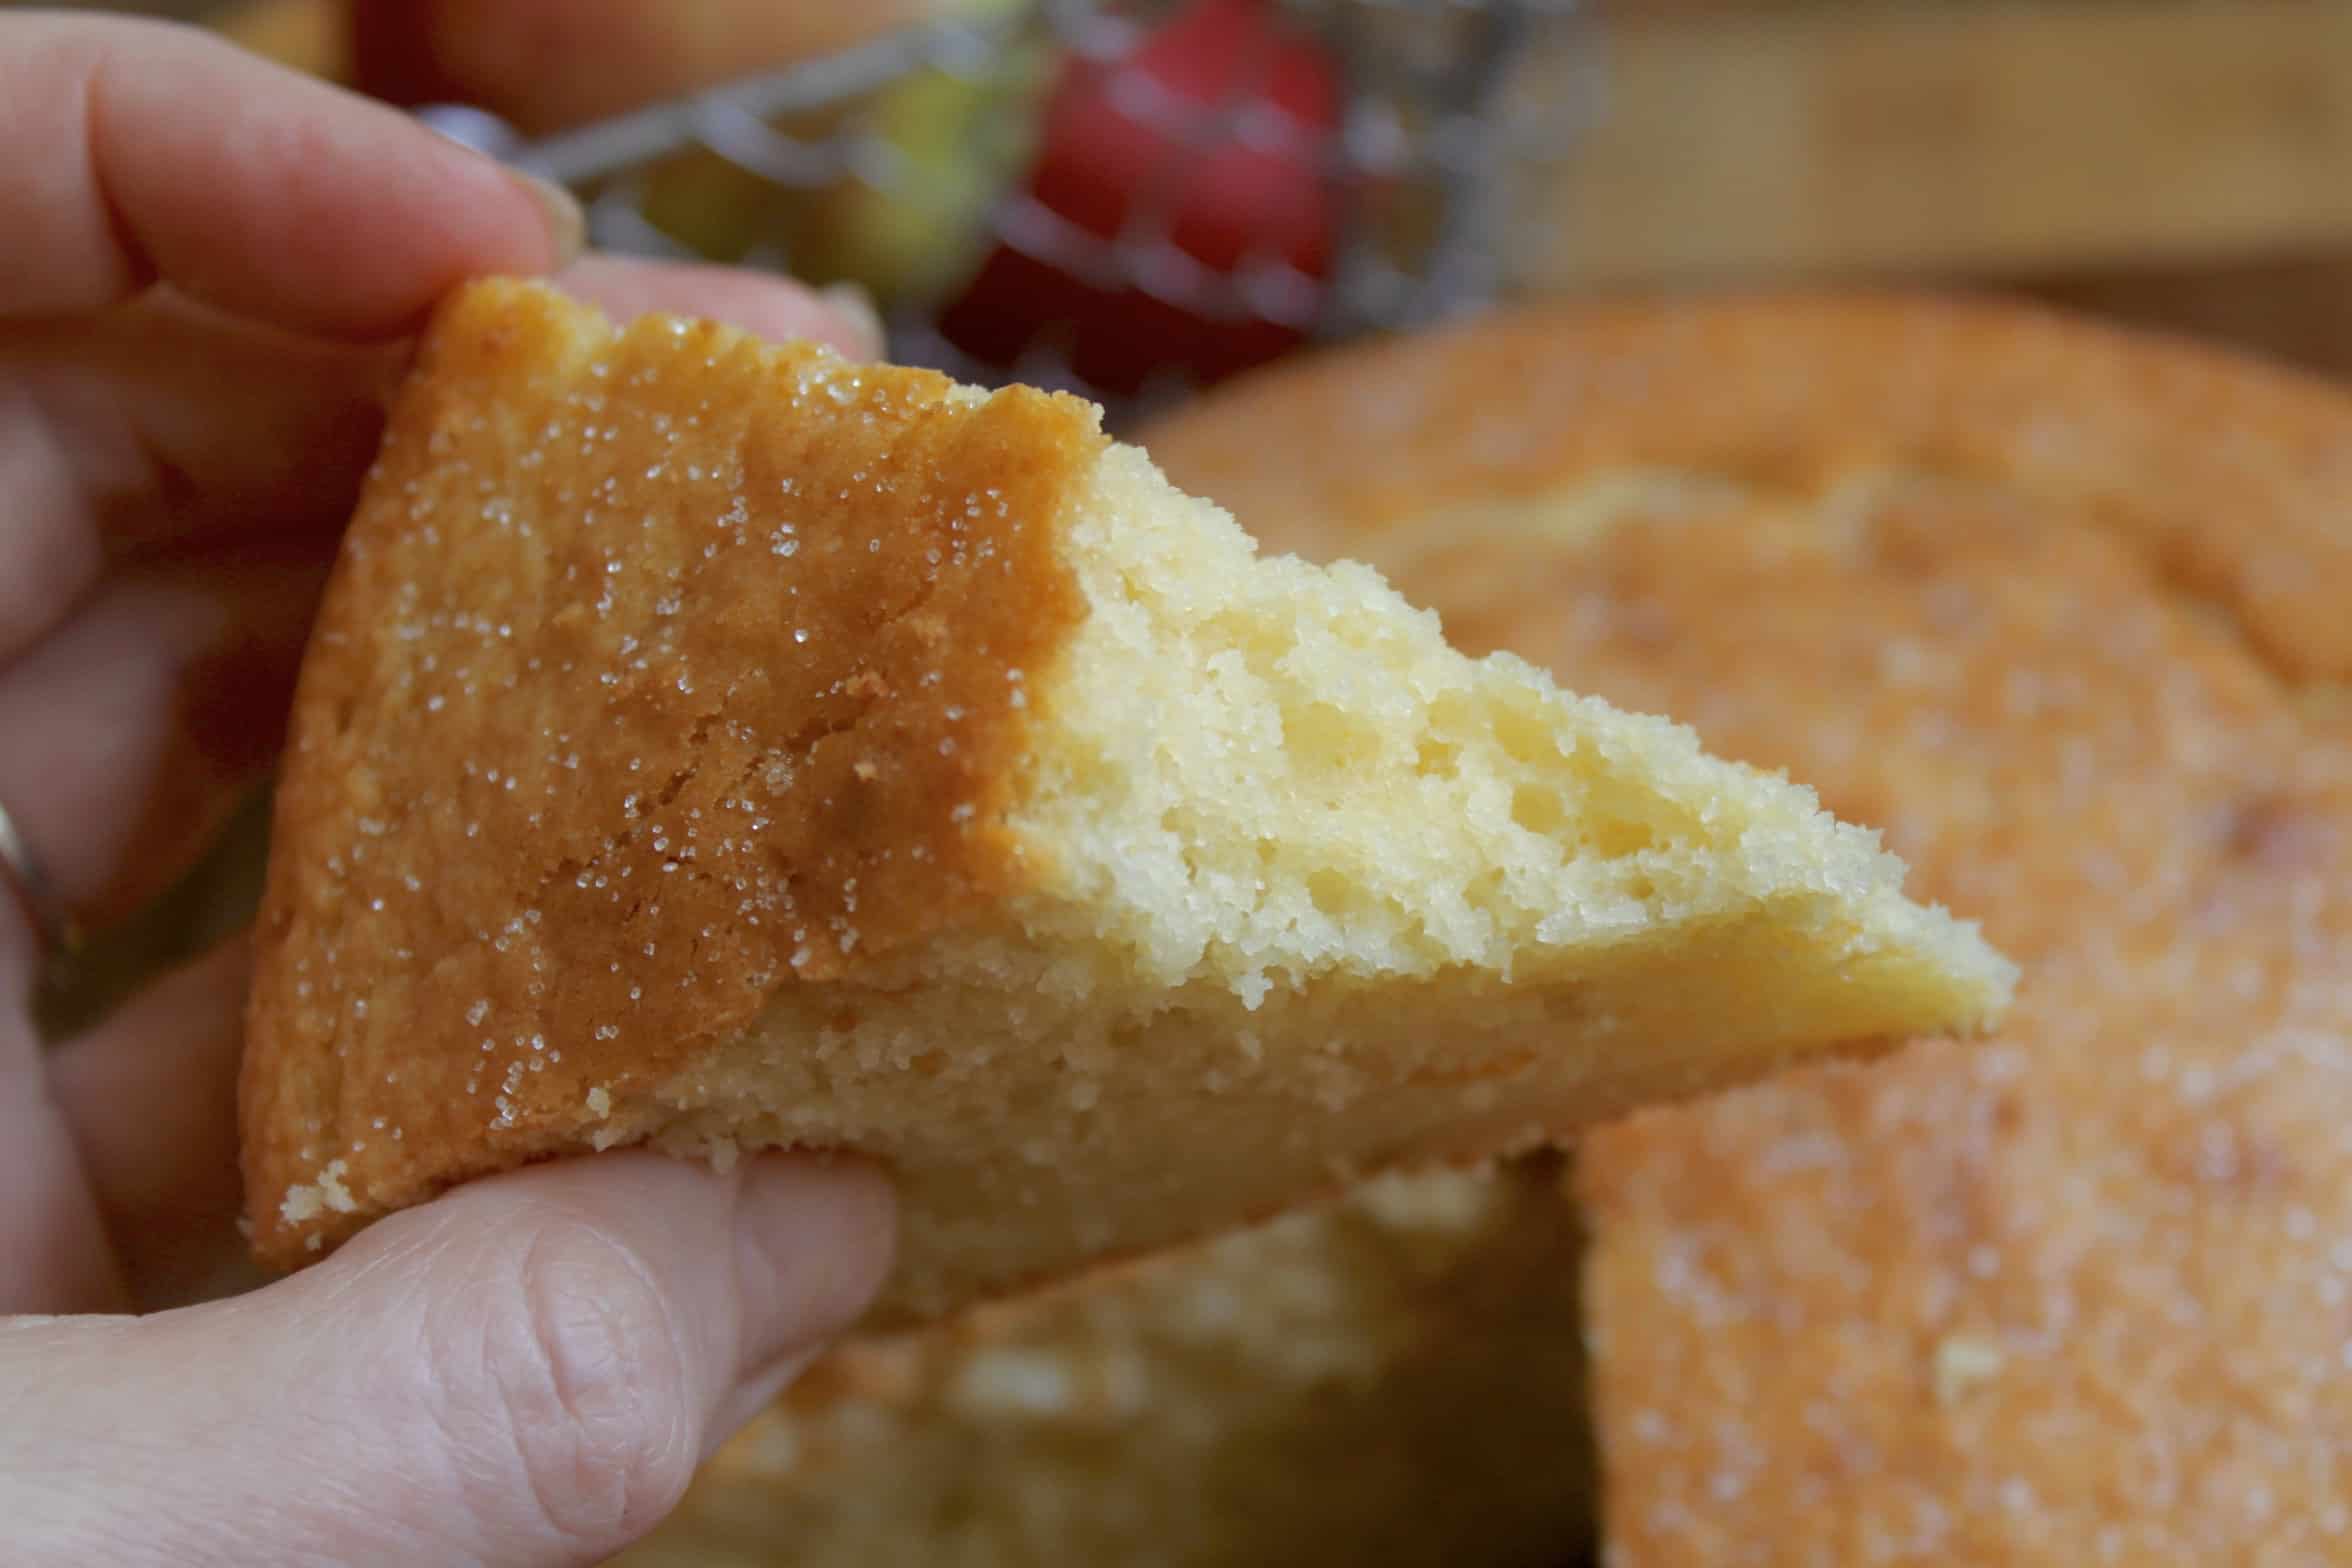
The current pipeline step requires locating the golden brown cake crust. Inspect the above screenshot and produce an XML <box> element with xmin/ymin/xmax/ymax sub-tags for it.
<box><xmin>241</xmin><ymin>280</ymin><xmax>1094</xmax><ymax>1267</ymax></box>
<box><xmin>1145</xmin><ymin>291</ymin><xmax>2352</xmax><ymax>687</ymax></box>
<box><xmin>1153</xmin><ymin>295</ymin><xmax>2352</xmax><ymax>1563</ymax></box>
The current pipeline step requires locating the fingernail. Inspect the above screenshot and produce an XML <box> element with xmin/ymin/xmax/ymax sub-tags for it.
<box><xmin>817</xmin><ymin>282</ymin><xmax>888</xmax><ymax>360</ymax></box>
<box><xmin>710</xmin><ymin>1346</ymin><xmax>825</xmax><ymax>1454</ymax></box>
<box><xmin>731</xmin><ymin>1155</ymin><xmax>896</xmax><ymax>1369</ymax></box>
<box><xmin>509</xmin><ymin>170</ymin><xmax>586</xmax><ymax>270</ymax></box>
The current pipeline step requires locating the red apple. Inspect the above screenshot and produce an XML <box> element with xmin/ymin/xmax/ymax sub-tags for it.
<box><xmin>938</xmin><ymin>0</ymin><xmax>1341</xmax><ymax>399</ymax></box>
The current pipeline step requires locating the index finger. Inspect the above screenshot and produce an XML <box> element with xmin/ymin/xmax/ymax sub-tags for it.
<box><xmin>0</xmin><ymin>14</ymin><xmax>578</xmax><ymax>338</ymax></box>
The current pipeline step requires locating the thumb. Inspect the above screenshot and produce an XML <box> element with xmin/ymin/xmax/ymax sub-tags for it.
<box><xmin>3</xmin><ymin>1151</ymin><xmax>893</xmax><ymax>1568</ymax></box>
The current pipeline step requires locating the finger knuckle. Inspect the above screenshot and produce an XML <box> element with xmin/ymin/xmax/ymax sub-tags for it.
<box><xmin>428</xmin><ymin>1211</ymin><xmax>700</xmax><ymax>1552</ymax></box>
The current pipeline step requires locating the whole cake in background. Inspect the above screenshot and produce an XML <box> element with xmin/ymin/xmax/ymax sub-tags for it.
<box><xmin>1151</xmin><ymin>294</ymin><xmax>2352</xmax><ymax>1565</ymax></box>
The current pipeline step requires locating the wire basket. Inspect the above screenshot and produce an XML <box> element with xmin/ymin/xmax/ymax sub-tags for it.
<box><xmin>421</xmin><ymin>0</ymin><xmax>1581</xmax><ymax>426</ymax></box>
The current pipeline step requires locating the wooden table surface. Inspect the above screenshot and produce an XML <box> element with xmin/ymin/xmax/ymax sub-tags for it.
<box><xmin>1506</xmin><ymin>0</ymin><xmax>2352</xmax><ymax>290</ymax></box>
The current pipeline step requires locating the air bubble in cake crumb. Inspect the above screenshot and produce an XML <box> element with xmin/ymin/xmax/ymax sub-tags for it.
<box><xmin>1932</xmin><ymin>1336</ymin><xmax>2005</xmax><ymax>1403</ymax></box>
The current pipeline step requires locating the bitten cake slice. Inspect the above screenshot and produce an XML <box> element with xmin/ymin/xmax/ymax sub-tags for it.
<box><xmin>240</xmin><ymin>279</ymin><xmax>2013</xmax><ymax>1325</ymax></box>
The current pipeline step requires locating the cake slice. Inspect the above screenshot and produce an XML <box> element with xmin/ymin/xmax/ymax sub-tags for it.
<box><xmin>618</xmin><ymin>1158</ymin><xmax>1594</xmax><ymax>1568</ymax></box>
<box><xmin>240</xmin><ymin>279</ymin><xmax>2013</xmax><ymax>1325</ymax></box>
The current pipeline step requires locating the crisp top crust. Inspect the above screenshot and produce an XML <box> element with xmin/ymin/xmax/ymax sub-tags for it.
<box><xmin>1154</xmin><ymin>295</ymin><xmax>2352</xmax><ymax>1560</ymax></box>
<box><xmin>241</xmin><ymin>280</ymin><xmax>1096</xmax><ymax>1266</ymax></box>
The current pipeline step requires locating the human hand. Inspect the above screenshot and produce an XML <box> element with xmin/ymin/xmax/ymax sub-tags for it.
<box><xmin>1</xmin><ymin>16</ymin><xmax>894</xmax><ymax>1566</ymax></box>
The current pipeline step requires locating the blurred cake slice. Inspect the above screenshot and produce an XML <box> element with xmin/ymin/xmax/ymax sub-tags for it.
<box><xmin>622</xmin><ymin>1158</ymin><xmax>1592</xmax><ymax>1568</ymax></box>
